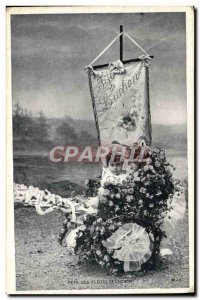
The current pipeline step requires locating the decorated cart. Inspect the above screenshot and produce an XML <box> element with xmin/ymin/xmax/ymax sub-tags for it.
<box><xmin>14</xmin><ymin>26</ymin><xmax>186</xmax><ymax>275</ymax></box>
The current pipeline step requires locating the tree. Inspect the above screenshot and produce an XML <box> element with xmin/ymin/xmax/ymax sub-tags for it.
<box><xmin>29</xmin><ymin>109</ymin><xmax>33</xmax><ymax>118</ymax></box>
<box><xmin>33</xmin><ymin>110</ymin><xmax>49</xmax><ymax>141</ymax></box>
<box><xmin>13</xmin><ymin>111</ymin><xmax>35</xmax><ymax>138</ymax></box>
<box><xmin>13</xmin><ymin>101</ymin><xmax>22</xmax><ymax>116</ymax></box>
<box><xmin>56</xmin><ymin>121</ymin><xmax>77</xmax><ymax>144</ymax></box>
<box><xmin>13</xmin><ymin>104</ymin><xmax>50</xmax><ymax>141</ymax></box>
<box><xmin>79</xmin><ymin>130</ymin><xmax>97</xmax><ymax>145</ymax></box>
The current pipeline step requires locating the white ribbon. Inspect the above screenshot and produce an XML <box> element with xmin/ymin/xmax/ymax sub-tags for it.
<box><xmin>123</xmin><ymin>32</ymin><xmax>150</xmax><ymax>57</ymax></box>
<box><xmin>88</xmin><ymin>32</ymin><xmax>123</xmax><ymax>66</ymax></box>
<box><xmin>85</xmin><ymin>31</ymin><xmax>150</xmax><ymax>68</ymax></box>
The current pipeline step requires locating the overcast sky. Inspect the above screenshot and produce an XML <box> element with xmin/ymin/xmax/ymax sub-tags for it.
<box><xmin>11</xmin><ymin>12</ymin><xmax>186</xmax><ymax>125</ymax></box>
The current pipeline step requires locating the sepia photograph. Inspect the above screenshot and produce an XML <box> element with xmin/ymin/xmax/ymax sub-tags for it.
<box><xmin>6</xmin><ymin>6</ymin><xmax>194</xmax><ymax>294</ymax></box>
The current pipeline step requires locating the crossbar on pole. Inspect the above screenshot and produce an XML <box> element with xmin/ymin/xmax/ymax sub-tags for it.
<box><xmin>120</xmin><ymin>25</ymin><xmax>123</xmax><ymax>61</ymax></box>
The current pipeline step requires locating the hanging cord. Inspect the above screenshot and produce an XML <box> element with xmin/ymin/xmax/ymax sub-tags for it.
<box><xmin>86</xmin><ymin>31</ymin><xmax>150</xmax><ymax>67</ymax></box>
<box><xmin>88</xmin><ymin>32</ymin><xmax>123</xmax><ymax>66</ymax></box>
<box><xmin>123</xmin><ymin>32</ymin><xmax>150</xmax><ymax>57</ymax></box>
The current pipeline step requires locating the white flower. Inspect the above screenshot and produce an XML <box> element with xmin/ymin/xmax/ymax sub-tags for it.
<box><xmin>100</xmin><ymin>228</ymin><xmax>105</xmax><ymax>234</ymax></box>
<box><xmin>98</xmin><ymin>187</ymin><xmax>110</xmax><ymax>197</ymax></box>
<box><xmin>161</xmin><ymin>179</ymin><xmax>165</xmax><ymax>185</ymax></box>
<box><xmin>156</xmin><ymin>191</ymin><xmax>162</xmax><ymax>196</ymax></box>
<box><xmin>131</xmin><ymin>164</ymin><xmax>138</xmax><ymax>171</ymax></box>
<box><xmin>104</xmin><ymin>255</ymin><xmax>110</xmax><ymax>262</ymax></box>
<box><xmin>126</xmin><ymin>195</ymin><xmax>133</xmax><ymax>202</ymax></box>
<box><xmin>134</xmin><ymin>177</ymin><xmax>140</xmax><ymax>182</ymax></box>
<box><xmin>140</xmin><ymin>187</ymin><xmax>146</xmax><ymax>194</ymax></box>
<box><xmin>99</xmin><ymin>195</ymin><xmax>108</xmax><ymax>204</ymax></box>
<box><xmin>115</xmin><ymin>193</ymin><xmax>121</xmax><ymax>199</ymax></box>
<box><xmin>108</xmin><ymin>200</ymin><xmax>113</xmax><ymax>206</ymax></box>
<box><xmin>128</xmin><ymin>188</ymin><xmax>134</xmax><ymax>194</ymax></box>
<box><xmin>14</xmin><ymin>183</ymin><xmax>20</xmax><ymax>190</ymax></box>
<box><xmin>115</xmin><ymin>205</ymin><xmax>120</xmax><ymax>211</ymax></box>
<box><xmin>96</xmin><ymin>250</ymin><xmax>102</xmax><ymax>256</ymax></box>
<box><xmin>155</xmin><ymin>161</ymin><xmax>161</xmax><ymax>168</ymax></box>
<box><xmin>160</xmin><ymin>211</ymin><xmax>167</xmax><ymax>218</ymax></box>
<box><xmin>141</xmin><ymin>177</ymin><xmax>146</xmax><ymax>182</ymax></box>
<box><xmin>146</xmin><ymin>158</ymin><xmax>152</xmax><ymax>165</ymax></box>
<box><xmin>144</xmin><ymin>181</ymin><xmax>150</xmax><ymax>186</ymax></box>
<box><xmin>96</xmin><ymin>218</ymin><xmax>102</xmax><ymax>223</ymax></box>
<box><xmin>165</xmin><ymin>166</ymin><xmax>172</xmax><ymax>173</ymax></box>
<box><xmin>144</xmin><ymin>165</ymin><xmax>150</xmax><ymax>172</ymax></box>
<box><xmin>109</xmin><ymin>224</ymin><xmax>116</xmax><ymax>231</ymax></box>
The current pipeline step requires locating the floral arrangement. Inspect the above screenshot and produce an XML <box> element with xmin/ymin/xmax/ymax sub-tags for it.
<box><xmin>14</xmin><ymin>148</ymin><xmax>185</xmax><ymax>276</ymax></box>
<box><xmin>61</xmin><ymin>148</ymin><xmax>180</xmax><ymax>275</ymax></box>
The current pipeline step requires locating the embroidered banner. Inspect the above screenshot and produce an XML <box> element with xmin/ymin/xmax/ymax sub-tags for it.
<box><xmin>87</xmin><ymin>59</ymin><xmax>152</xmax><ymax>147</ymax></box>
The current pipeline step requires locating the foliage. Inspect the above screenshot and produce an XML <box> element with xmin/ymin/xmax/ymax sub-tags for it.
<box><xmin>56</xmin><ymin>121</ymin><xmax>77</xmax><ymax>143</ymax></box>
<box><xmin>84</xmin><ymin>177</ymin><xmax>101</xmax><ymax>197</ymax></box>
<box><xmin>12</xmin><ymin>103</ymin><xmax>98</xmax><ymax>145</ymax></box>
<box><xmin>13</xmin><ymin>103</ymin><xmax>49</xmax><ymax>140</ymax></box>
<box><xmin>13</xmin><ymin>113</ymin><xmax>36</xmax><ymax>138</ymax></box>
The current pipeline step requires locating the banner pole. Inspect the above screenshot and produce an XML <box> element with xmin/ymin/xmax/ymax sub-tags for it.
<box><xmin>87</xmin><ymin>70</ymin><xmax>101</xmax><ymax>146</ymax></box>
<box><xmin>120</xmin><ymin>25</ymin><xmax>123</xmax><ymax>62</ymax></box>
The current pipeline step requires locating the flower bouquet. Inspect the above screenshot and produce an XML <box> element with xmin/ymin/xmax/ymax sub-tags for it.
<box><xmin>117</xmin><ymin>112</ymin><xmax>138</xmax><ymax>131</ymax></box>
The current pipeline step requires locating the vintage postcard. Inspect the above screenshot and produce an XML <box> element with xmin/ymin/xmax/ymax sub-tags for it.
<box><xmin>6</xmin><ymin>6</ymin><xmax>195</xmax><ymax>294</ymax></box>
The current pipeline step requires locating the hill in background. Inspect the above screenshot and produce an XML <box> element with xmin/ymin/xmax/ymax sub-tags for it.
<box><xmin>151</xmin><ymin>123</ymin><xmax>187</xmax><ymax>150</ymax></box>
<box><xmin>48</xmin><ymin>118</ymin><xmax>187</xmax><ymax>150</ymax></box>
<box><xmin>13</xmin><ymin>112</ymin><xmax>187</xmax><ymax>155</ymax></box>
